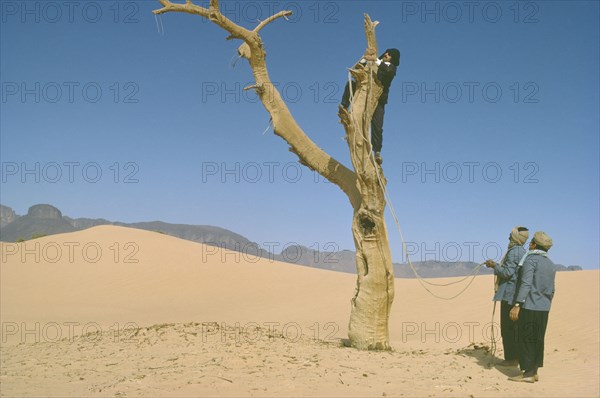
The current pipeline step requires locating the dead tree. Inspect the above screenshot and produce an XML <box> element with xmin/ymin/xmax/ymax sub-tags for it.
<box><xmin>153</xmin><ymin>0</ymin><xmax>395</xmax><ymax>350</ymax></box>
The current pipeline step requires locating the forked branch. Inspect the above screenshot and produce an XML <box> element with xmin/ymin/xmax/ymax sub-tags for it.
<box><xmin>152</xmin><ymin>0</ymin><xmax>368</xmax><ymax>208</ymax></box>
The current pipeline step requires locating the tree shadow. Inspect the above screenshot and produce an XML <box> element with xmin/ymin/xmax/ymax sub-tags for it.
<box><xmin>457</xmin><ymin>343</ymin><xmax>521</xmax><ymax>377</ymax></box>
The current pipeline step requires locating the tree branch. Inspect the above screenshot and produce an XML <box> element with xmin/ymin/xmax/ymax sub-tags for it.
<box><xmin>153</xmin><ymin>0</ymin><xmax>209</xmax><ymax>17</ymax></box>
<box><xmin>152</xmin><ymin>0</ymin><xmax>361</xmax><ymax>208</ymax></box>
<box><xmin>153</xmin><ymin>0</ymin><xmax>252</xmax><ymax>40</ymax></box>
<box><xmin>364</xmin><ymin>14</ymin><xmax>380</xmax><ymax>55</ymax></box>
<box><xmin>254</xmin><ymin>10</ymin><xmax>293</xmax><ymax>33</ymax></box>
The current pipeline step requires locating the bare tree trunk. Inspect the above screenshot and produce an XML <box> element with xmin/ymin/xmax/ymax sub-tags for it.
<box><xmin>153</xmin><ymin>1</ymin><xmax>395</xmax><ymax>350</ymax></box>
<box><xmin>338</xmin><ymin>16</ymin><xmax>395</xmax><ymax>349</ymax></box>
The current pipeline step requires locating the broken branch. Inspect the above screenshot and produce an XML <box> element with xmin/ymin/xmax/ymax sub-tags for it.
<box><xmin>254</xmin><ymin>10</ymin><xmax>293</xmax><ymax>33</ymax></box>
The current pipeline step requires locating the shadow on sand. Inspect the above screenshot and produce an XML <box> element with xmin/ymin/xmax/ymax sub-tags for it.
<box><xmin>457</xmin><ymin>343</ymin><xmax>522</xmax><ymax>378</ymax></box>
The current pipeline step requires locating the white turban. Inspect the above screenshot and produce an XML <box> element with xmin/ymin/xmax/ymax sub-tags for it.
<box><xmin>510</xmin><ymin>226</ymin><xmax>529</xmax><ymax>246</ymax></box>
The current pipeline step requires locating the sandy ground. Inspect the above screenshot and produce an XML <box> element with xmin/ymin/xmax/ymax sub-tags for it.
<box><xmin>1</xmin><ymin>226</ymin><xmax>598</xmax><ymax>397</ymax></box>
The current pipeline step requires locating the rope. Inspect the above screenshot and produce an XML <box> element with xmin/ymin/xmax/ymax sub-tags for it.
<box><xmin>487</xmin><ymin>273</ymin><xmax>502</xmax><ymax>366</ymax></box>
<box><xmin>230</xmin><ymin>53</ymin><xmax>242</xmax><ymax>68</ymax></box>
<box><xmin>347</xmin><ymin>62</ymin><xmax>367</xmax><ymax>175</ymax></box>
<box><xmin>154</xmin><ymin>14</ymin><xmax>165</xmax><ymax>35</ymax></box>
<box><xmin>414</xmin><ymin>264</ymin><xmax>485</xmax><ymax>287</ymax></box>
<box><xmin>346</xmin><ymin>57</ymin><xmax>485</xmax><ymax>301</ymax></box>
<box><xmin>487</xmin><ymin>254</ymin><xmax>509</xmax><ymax>365</ymax></box>
<box><xmin>489</xmin><ymin>299</ymin><xmax>498</xmax><ymax>366</ymax></box>
<box><xmin>368</xmin><ymin>116</ymin><xmax>484</xmax><ymax>299</ymax></box>
<box><xmin>261</xmin><ymin>117</ymin><xmax>273</xmax><ymax>135</ymax></box>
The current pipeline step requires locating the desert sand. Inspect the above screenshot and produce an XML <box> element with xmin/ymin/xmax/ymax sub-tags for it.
<box><xmin>1</xmin><ymin>225</ymin><xmax>598</xmax><ymax>397</ymax></box>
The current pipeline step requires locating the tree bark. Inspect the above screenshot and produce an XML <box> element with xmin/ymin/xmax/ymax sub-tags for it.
<box><xmin>153</xmin><ymin>1</ymin><xmax>395</xmax><ymax>350</ymax></box>
<box><xmin>338</xmin><ymin>16</ymin><xmax>395</xmax><ymax>350</ymax></box>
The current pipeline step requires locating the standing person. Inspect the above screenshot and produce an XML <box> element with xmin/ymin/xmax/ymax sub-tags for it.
<box><xmin>341</xmin><ymin>48</ymin><xmax>400</xmax><ymax>165</ymax></box>
<box><xmin>485</xmin><ymin>226</ymin><xmax>529</xmax><ymax>366</ymax></box>
<box><xmin>509</xmin><ymin>231</ymin><xmax>556</xmax><ymax>383</ymax></box>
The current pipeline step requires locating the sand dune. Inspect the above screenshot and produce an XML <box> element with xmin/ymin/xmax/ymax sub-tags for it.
<box><xmin>1</xmin><ymin>226</ymin><xmax>598</xmax><ymax>397</ymax></box>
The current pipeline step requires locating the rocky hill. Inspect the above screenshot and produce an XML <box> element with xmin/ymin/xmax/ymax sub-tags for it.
<box><xmin>0</xmin><ymin>204</ymin><xmax>76</xmax><ymax>241</ymax></box>
<box><xmin>0</xmin><ymin>205</ymin><xmax>18</xmax><ymax>228</ymax></box>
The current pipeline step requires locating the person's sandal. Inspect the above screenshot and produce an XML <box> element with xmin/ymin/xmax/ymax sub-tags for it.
<box><xmin>509</xmin><ymin>374</ymin><xmax>536</xmax><ymax>383</ymax></box>
<box><xmin>496</xmin><ymin>359</ymin><xmax>519</xmax><ymax>367</ymax></box>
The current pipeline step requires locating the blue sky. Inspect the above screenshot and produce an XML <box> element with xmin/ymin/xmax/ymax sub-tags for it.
<box><xmin>1</xmin><ymin>0</ymin><xmax>599</xmax><ymax>269</ymax></box>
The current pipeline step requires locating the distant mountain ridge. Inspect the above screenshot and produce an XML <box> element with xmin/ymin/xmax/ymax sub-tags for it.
<box><xmin>0</xmin><ymin>204</ymin><xmax>584</xmax><ymax>276</ymax></box>
<box><xmin>0</xmin><ymin>204</ymin><xmax>251</xmax><ymax>253</ymax></box>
